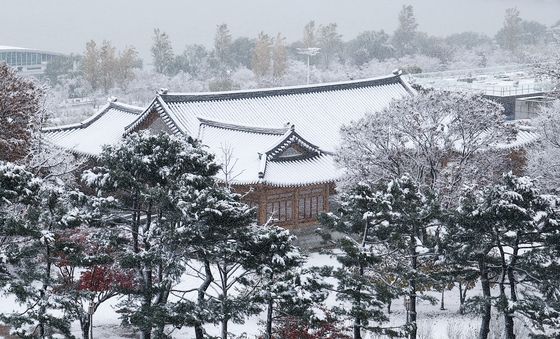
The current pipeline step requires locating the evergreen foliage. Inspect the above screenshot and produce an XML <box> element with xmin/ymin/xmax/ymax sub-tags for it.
<box><xmin>82</xmin><ymin>131</ymin><xmax>220</xmax><ymax>338</ymax></box>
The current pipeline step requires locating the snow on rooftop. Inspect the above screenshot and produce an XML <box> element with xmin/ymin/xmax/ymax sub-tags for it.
<box><xmin>496</xmin><ymin>121</ymin><xmax>541</xmax><ymax>150</ymax></box>
<box><xmin>40</xmin><ymin>73</ymin><xmax>541</xmax><ymax>186</ymax></box>
<box><xmin>0</xmin><ymin>45</ymin><xmax>28</xmax><ymax>51</ymax></box>
<box><xmin>410</xmin><ymin>65</ymin><xmax>553</xmax><ymax>97</ymax></box>
<box><xmin>157</xmin><ymin>74</ymin><xmax>413</xmax><ymax>153</ymax></box>
<box><xmin>42</xmin><ymin>102</ymin><xmax>144</xmax><ymax>156</ymax></box>
<box><xmin>199</xmin><ymin>123</ymin><xmax>341</xmax><ymax>187</ymax></box>
<box><xmin>0</xmin><ymin>45</ymin><xmax>63</xmax><ymax>55</ymax></box>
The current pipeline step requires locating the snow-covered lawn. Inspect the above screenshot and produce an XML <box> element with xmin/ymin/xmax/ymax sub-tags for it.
<box><xmin>0</xmin><ymin>251</ymin><xmax>531</xmax><ymax>339</ymax></box>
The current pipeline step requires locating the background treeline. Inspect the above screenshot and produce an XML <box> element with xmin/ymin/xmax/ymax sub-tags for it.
<box><xmin>42</xmin><ymin>5</ymin><xmax>560</xmax><ymax>110</ymax></box>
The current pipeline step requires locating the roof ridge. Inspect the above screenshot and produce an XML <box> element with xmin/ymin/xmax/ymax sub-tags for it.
<box><xmin>160</xmin><ymin>73</ymin><xmax>402</xmax><ymax>103</ymax></box>
<box><xmin>109</xmin><ymin>101</ymin><xmax>144</xmax><ymax>114</ymax></box>
<box><xmin>42</xmin><ymin>100</ymin><xmax>142</xmax><ymax>133</ymax></box>
<box><xmin>42</xmin><ymin>103</ymin><xmax>112</xmax><ymax>132</ymax></box>
<box><xmin>198</xmin><ymin>117</ymin><xmax>290</xmax><ymax>135</ymax></box>
<box><xmin>262</xmin><ymin>128</ymin><xmax>326</xmax><ymax>162</ymax></box>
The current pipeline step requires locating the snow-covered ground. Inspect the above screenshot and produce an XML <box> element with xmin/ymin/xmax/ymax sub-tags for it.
<box><xmin>0</xmin><ymin>251</ymin><xmax>534</xmax><ymax>339</ymax></box>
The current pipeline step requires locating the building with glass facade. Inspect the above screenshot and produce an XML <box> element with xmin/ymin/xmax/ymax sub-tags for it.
<box><xmin>0</xmin><ymin>45</ymin><xmax>63</xmax><ymax>75</ymax></box>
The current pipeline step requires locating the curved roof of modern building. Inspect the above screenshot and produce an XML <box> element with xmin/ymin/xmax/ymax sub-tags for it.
<box><xmin>0</xmin><ymin>45</ymin><xmax>64</xmax><ymax>55</ymax></box>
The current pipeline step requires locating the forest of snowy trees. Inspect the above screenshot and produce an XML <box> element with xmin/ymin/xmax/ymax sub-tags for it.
<box><xmin>2</xmin><ymin>35</ymin><xmax>560</xmax><ymax>337</ymax></box>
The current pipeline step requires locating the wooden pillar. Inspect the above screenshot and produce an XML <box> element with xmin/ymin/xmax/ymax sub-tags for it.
<box><xmin>323</xmin><ymin>184</ymin><xmax>329</xmax><ymax>214</ymax></box>
<box><xmin>258</xmin><ymin>184</ymin><xmax>267</xmax><ymax>225</ymax></box>
<box><xmin>293</xmin><ymin>187</ymin><xmax>300</xmax><ymax>229</ymax></box>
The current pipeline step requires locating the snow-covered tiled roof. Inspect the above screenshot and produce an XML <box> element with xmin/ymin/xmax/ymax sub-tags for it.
<box><xmin>198</xmin><ymin>120</ymin><xmax>341</xmax><ymax>187</ymax></box>
<box><xmin>496</xmin><ymin>121</ymin><xmax>541</xmax><ymax>150</ymax></box>
<box><xmin>42</xmin><ymin>100</ymin><xmax>144</xmax><ymax>156</ymax></box>
<box><xmin>149</xmin><ymin>73</ymin><xmax>415</xmax><ymax>152</ymax></box>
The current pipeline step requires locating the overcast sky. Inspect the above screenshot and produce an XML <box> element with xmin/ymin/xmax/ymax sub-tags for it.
<box><xmin>1</xmin><ymin>0</ymin><xmax>559</xmax><ymax>62</ymax></box>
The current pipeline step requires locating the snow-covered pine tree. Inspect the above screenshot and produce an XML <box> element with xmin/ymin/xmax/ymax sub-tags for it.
<box><xmin>185</xmin><ymin>186</ymin><xmax>260</xmax><ymax>339</ymax></box>
<box><xmin>0</xmin><ymin>161</ymin><xmax>42</xmax><ymax>281</ymax></box>
<box><xmin>0</xmin><ymin>64</ymin><xmax>45</xmax><ymax>162</ymax></box>
<box><xmin>368</xmin><ymin>176</ymin><xmax>439</xmax><ymax>339</ymax></box>
<box><xmin>485</xmin><ymin>174</ymin><xmax>558</xmax><ymax>339</ymax></box>
<box><xmin>321</xmin><ymin>176</ymin><xmax>437</xmax><ymax>339</ymax></box>
<box><xmin>451</xmin><ymin>173</ymin><xmax>559</xmax><ymax>339</ymax></box>
<box><xmin>82</xmin><ymin>131</ymin><xmax>220</xmax><ymax>339</ymax></box>
<box><xmin>445</xmin><ymin>187</ymin><xmax>500</xmax><ymax>339</ymax></box>
<box><xmin>247</xmin><ymin>225</ymin><xmax>309</xmax><ymax>339</ymax></box>
<box><xmin>520</xmin><ymin>204</ymin><xmax>560</xmax><ymax>338</ymax></box>
<box><xmin>0</xmin><ymin>161</ymin><xmax>88</xmax><ymax>338</ymax></box>
<box><xmin>174</xmin><ymin>187</ymin><xmax>310</xmax><ymax>339</ymax></box>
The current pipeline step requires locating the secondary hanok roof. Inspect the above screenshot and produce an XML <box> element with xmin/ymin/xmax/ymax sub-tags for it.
<box><xmin>197</xmin><ymin>119</ymin><xmax>342</xmax><ymax>187</ymax></box>
<box><xmin>132</xmin><ymin>72</ymin><xmax>415</xmax><ymax>153</ymax></box>
<box><xmin>496</xmin><ymin>120</ymin><xmax>541</xmax><ymax>150</ymax></box>
<box><xmin>42</xmin><ymin>100</ymin><xmax>143</xmax><ymax>156</ymax></box>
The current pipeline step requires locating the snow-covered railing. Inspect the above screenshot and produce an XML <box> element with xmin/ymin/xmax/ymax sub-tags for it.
<box><xmin>409</xmin><ymin>63</ymin><xmax>545</xmax><ymax>80</ymax></box>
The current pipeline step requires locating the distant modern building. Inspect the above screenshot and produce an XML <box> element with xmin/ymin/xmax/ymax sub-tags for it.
<box><xmin>0</xmin><ymin>45</ymin><xmax>64</xmax><ymax>75</ymax></box>
<box><xmin>410</xmin><ymin>65</ymin><xmax>554</xmax><ymax>119</ymax></box>
<box><xmin>514</xmin><ymin>95</ymin><xmax>556</xmax><ymax>119</ymax></box>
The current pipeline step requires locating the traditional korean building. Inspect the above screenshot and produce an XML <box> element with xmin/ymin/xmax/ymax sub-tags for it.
<box><xmin>127</xmin><ymin>73</ymin><xmax>415</xmax><ymax>229</ymax></box>
<box><xmin>43</xmin><ymin>73</ymin><xmax>414</xmax><ymax>228</ymax></box>
<box><xmin>43</xmin><ymin>72</ymin><xmax>539</xmax><ymax>229</ymax></box>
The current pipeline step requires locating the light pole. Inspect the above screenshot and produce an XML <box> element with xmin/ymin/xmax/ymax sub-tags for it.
<box><xmin>297</xmin><ymin>47</ymin><xmax>320</xmax><ymax>85</ymax></box>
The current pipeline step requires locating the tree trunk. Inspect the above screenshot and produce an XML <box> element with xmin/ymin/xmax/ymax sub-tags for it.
<box><xmin>141</xmin><ymin>327</ymin><xmax>152</xmax><ymax>339</ymax></box>
<box><xmin>353</xmin><ymin>261</ymin><xmax>364</xmax><ymax>339</ymax></box>
<box><xmin>408</xmin><ymin>232</ymin><xmax>417</xmax><ymax>339</ymax></box>
<box><xmin>478</xmin><ymin>258</ymin><xmax>491</xmax><ymax>339</ymax></box>
<box><xmin>501</xmin><ymin>282</ymin><xmax>515</xmax><ymax>339</ymax></box>
<box><xmin>195</xmin><ymin>260</ymin><xmax>213</xmax><ymax>339</ymax></box>
<box><xmin>353</xmin><ymin>321</ymin><xmax>362</xmax><ymax>339</ymax></box>
<box><xmin>79</xmin><ymin>312</ymin><xmax>94</xmax><ymax>339</ymax></box>
<box><xmin>458</xmin><ymin>282</ymin><xmax>464</xmax><ymax>315</ymax></box>
<box><xmin>221</xmin><ymin>261</ymin><xmax>229</xmax><ymax>339</ymax></box>
<box><xmin>89</xmin><ymin>312</ymin><xmax>93</xmax><ymax>339</ymax></box>
<box><xmin>132</xmin><ymin>193</ymin><xmax>140</xmax><ymax>254</ymax></box>
<box><xmin>221</xmin><ymin>313</ymin><xmax>228</xmax><ymax>339</ymax></box>
<box><xmin>39</xmin><ymin>241</ymin><xmax>53</xmax><ymax>339</ymax></box>
<box><xmin>265</xmin><ymin>292</ymin><xmax>274</xmax><ymax>339</ymax></box>
<box><xmin>440</xmin><ymin>289</ymin><xmax>445</xmax><ymax>310</ymax></box>
<box><xmin>387</xmin><ymin>299</ymin><xmax>392</xmax><ymax>314</ymax></box>
<box><xmin>141</xmin><ymin>202</ymin><xmax>154</xmax><ymax>339</ymax></box>
<box><xmin>154</xmin><ymin>279</ymin><xmax>171</xmax><ymax>338</ymax></box>
<box><xmin>505</xmin><ymin>241</ymin><xmax>519</xmax><ymax>339</ymax></box>
<box><xmin>498</xmin><ymin>245</ymin><xmax>515</xmax><ymax>339</ymax></box>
